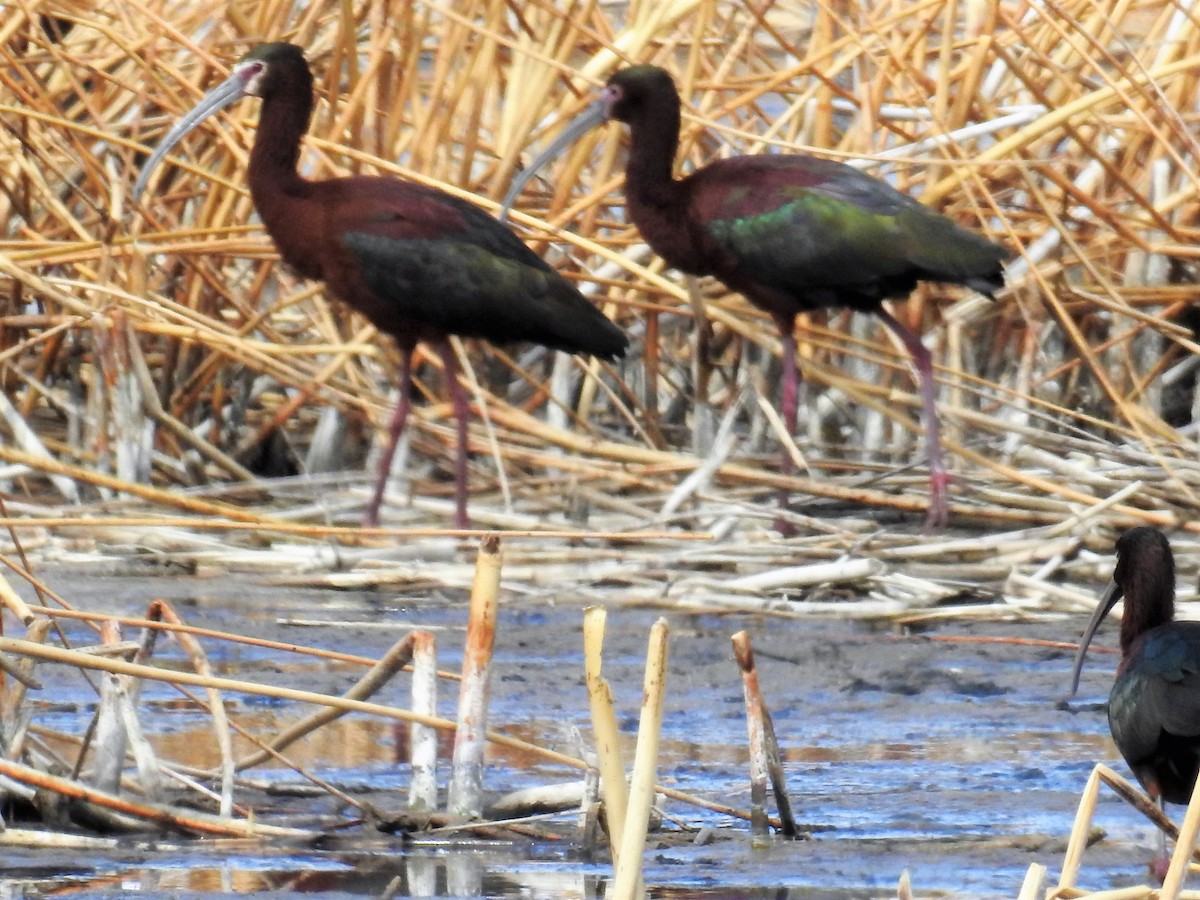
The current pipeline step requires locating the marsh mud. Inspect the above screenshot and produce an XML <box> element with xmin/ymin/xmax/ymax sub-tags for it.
<box><xmin>0</xmin><ymin>565</ymin><xmax>1165</xmax><ymax>897</ymax></box>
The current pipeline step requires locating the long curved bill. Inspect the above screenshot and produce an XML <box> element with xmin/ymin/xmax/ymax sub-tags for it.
<box><xmin>133</xmin><ymin>71</ymin><xmax>250</xmax><ymax>201</ymax></box>
<box><xmin>499</xmin><ymin>98</ymin><xmax>610</xmax><ymax>224</ymax></box>
<box><xmin>1068</xmin><ymin>578</ymin><xmax>1122</xmax><ymax>696</ymax></box>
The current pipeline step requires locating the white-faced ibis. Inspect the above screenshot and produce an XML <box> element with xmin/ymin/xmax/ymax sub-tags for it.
<box><xmin>503</xmin><ymin>65</ymin><xmax>1007</xmax><ymax>527</ymax></box>
<box><xmin>1069</xmin><ymin>527</ymin><xmax>1200</xmax><ymax>811</ymax></box>
<box><xmin>134</xmin><ymin>43</ymin><xmax>628</xmax><ymax>528</ymax></box>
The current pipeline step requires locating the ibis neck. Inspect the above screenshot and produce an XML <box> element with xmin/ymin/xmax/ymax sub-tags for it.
<box><xmin>248</xmin><ymin>76</ymin><xmax>314</xmax><ymax>195</ymax></box>
<box><xmin>623</xmin><ymin>101</ymin><xmax>683</xmax><ymax>211</ymax></box>
<box><xmin>1120</xmin><ymin>587</ymin><xmax>1174</xmax><ymax>654</ymax></box>
<box><xmin>1118</xmin><ymin>540</ymin><xmax>1176</xmax><ymax>654</ymax></box>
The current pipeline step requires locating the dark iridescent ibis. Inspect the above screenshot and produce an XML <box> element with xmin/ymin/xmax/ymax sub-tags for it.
<box><xmin>1069</xmin><ymin>527</ymin><xmax>1200</xmax><ymax>809</ymax></box>
<box><xmin>503</xmin><ymin>65</ymin><xmax>1007</xmax><ymax>527</ymax></box>
<box><xmin>134</xmin><ymin>43</ymin><xmax>628</xmax><ymax>528</ymax></box>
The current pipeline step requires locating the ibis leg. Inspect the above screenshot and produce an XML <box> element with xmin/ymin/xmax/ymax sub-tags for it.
<box><xmin>778</xmin><ymin>320</ymin><xmax>798</xmax><ymax>482</ymax></box>
<box><xmin>440</xmin><ymin>341</ymin><xmax>471</xmax><ymax>529</ymax></box>
<box><xmin>875</xmin><ymin>308</ymin><xmax>948</xmax><ymax>528</ymax></box>
<box><xmin>365</xmin><ymin>347</ymin><xmax>414</xmax><ymax>528</ymax></box>
<box><xmin>1150</xmin><ymin>796</ymin><xmax>1170</xmax><ymax>885</ymax></box>
<box><xmin>774</xmin><ymin>316</ymin><xmax>798</xmax><ymax>532</ymax></box>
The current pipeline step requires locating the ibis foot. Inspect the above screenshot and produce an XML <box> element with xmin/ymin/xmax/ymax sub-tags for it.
<box><xmin>1148</xmin><ymin>854</ymin><xmax>1170</xmax><ymax>885</ymax></box>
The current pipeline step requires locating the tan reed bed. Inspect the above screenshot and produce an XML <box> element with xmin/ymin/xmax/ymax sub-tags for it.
<box><xmin>0</xmin><ymin>0</ymin><xmax>1199</xmax><ymax>561</ymax></box>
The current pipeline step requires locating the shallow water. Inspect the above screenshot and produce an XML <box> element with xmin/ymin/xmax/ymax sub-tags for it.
<box><xmin>1</xmin><ymin>565</ymin><xmax>1168</xmax><ymax>897</ymax></box>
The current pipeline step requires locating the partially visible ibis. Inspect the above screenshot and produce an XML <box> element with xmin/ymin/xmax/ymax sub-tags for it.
<box><xmin>1070</xmin><ymin>526</ymin><xmax>1200</xmax><ymax>876</ymax></box>
<box><xmin>135</xmin><ymin>42</ymin><xmax>628</xmax><ymax>528</ymax></box>
<box><xmin>503</xmin><ymin>65</ymin><xmax>1007</xmax><ymax>527</ymax></box>
<box><xmin>1070</xmin><ymin>527</ymin><xmax>1200</xmax><ymax>806</ymax></box>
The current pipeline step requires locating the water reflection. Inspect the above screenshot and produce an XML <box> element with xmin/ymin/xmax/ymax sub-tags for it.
<box><xmin>6</xmin><ymin>848</ymin><xmax>614</xmax><ymax>898</ymax></box>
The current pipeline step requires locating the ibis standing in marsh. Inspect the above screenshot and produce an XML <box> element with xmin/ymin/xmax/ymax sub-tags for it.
<box><xmin>1070</xmin><ymin>527</ymin><xmax>1200</xmax><ymax>806</ymax></box>
<box><xmin>1069</xmin><ymin>527</ymin><xmax>1200</xmax><ymax>873</ymax></box>
<box><xmin>503</xmin><ymin>65</ymin><xmax>1007</xmax><ymax>527</ymax></box>
<box><xmin>134</xmin><ymin>42</ymin><xmax>628</xmax><ymax>528</ymax></box>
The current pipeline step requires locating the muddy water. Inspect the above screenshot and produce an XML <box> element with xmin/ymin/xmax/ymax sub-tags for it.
<box><xmin>0</xmin><ymin>567</ymin><xmax>1166</xmax><ymax>897</ymax></box>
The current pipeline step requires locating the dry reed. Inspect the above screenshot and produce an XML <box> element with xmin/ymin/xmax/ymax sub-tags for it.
<box><xmin>0</xmin><ymin>0</ymin><xmax>1199</xmax><ymax>552</ymax></box>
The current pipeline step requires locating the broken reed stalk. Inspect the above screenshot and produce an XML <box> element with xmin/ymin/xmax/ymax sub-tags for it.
<box><xmin>0</xmin><ymin>571</ymin><xmax>35</xmax><ymax>627</ymax></box>
<box><xmin>0</xmin><ymin>619</ymin><xmax>49</xmax><ymax>753</ymax></box>
<box><xmin>612</xmin><ymin>617</ymin><xmax>669</xmax><ymax>900</ymax></box>
<box><xmin>0</xmin><ymin>443</ymin><xmax>277</xmax><ymax>524</ymax></box>
<box><xmin>0</xmin><ymin>755</ymin><xmax>308</xmax><ymax>839</ymax></box>
<box><xmin>1052</xmin><ymin>763</ymin><xmax>1200</xmax><ymax>896</ymax></box>
<box><xmin>409</xmin><ymin>630</ymin><xmax>439</xmax><ymax>811</ymax></box>
<box><xmin>1159</xmin><ymin>757</ymin><xmax>1200</xmax><ymax>898</ymax></box>
<box><xmin>582</xmin><ymin>606</ymin><xmax>641</xmax><ymax>894</ymax></box>
<box><xmin>0</xmin><ymin>641</ymin><xmax>41</xmax><ymax>692</ymax></box>
<box><xmin>88</xmin><ymin>620</ymin><xmax>134</xmax><ymax>797</ymax></box>
<box><xmin>0</xmin><ymin>635</ymin><xmax>549</xmax><ymax>762</ymax></box>
<box><xmin>448</xmin><ymin>534</ymin><xmax>501</xmax><ymax>818</ymax></box>
<box><xmin>0</xmin><ymin>578</ymin><xmax>41</xmax><ymax>691</ymax></box>
<box><xmin>0</xmin><ymin>829</ymin><xmax>123</xmax><ymax>851</ymax></box>
<box><xmin>18</xmin><ymin>600</ymin><xmax>452</xmax><ymax>676</ymax></box>
<box><xmin>734</xmin><ymin>630</ymin><xmax>769</xmax><ymax>840</ymax></box>
<box><xmin>731</xmin><ymin>630</ymin><xmax>799</xmax><ymax>840</ymax></box>
<box><xmin>87</xmin><ymin>619</ymin><xmax>164</xmax><ymax>811</ymax></box>
<box><xmin>1016</xmin><ymin>864</ymin><xmax>1045</xmax><ymax>900</ymax></box>
<box><xmin>580</xmin><ymin>763</ymin><xmax>602</xmax><ymax>849</ymax></box>
<box><xmin>158</xmin><ymin>680</ymin><xmax>373</xmax><ymax>817</ymax></box>
<box><xmin>1055</xmin><ymin>764</ymin><xmax>1103</xmax><ymax>892</ymax></box>
<box><xmin>143</xmin><ymin>600</ymin><xmax>233</xmax><ymax>816</ymax></box>
<box><xmin>0</xmin><ymin>517</ymin><xmax>706</xmax><ymax>545</ymax></box>
<box><xmin>0</xmin><ymin>392</ymin><xmax>80</xmax><ymax>505</ymax></box>
<box><xmin>231</xmin><ymin>630</ymin><xmax>418</xmax><ymax>772</ymax></box>
<box><xmin>0</xmin><ymin>628</ymin><xmax>769</xmax><ymax>828</ymax></box>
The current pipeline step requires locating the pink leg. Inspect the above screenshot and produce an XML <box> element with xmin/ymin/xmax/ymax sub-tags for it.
<box><xmin>1150</xmin><ymin>796</ymin><xmax>1170</xmax><ymax>885</ymax></box>
<box><xmin>440</xmin><ymin>341</ymin><xmax>471</xmax><ymax>529</ymax></box>
<box><xmin>365</xmin><ymin>346</ymin><xmax>414</xmax><ymax>528</ymax></box>
<box><xmin>875</xmin><ymin>308</ymin><xmax>948</xmax><ymax>528</ymax></box>
<box><xmin>779</xmin><ymin>319</ymin><xmax>799</xmax><ymax>476</ymax></box>
<box><xmin>775</xmin><ymin>317</ymin><xmax>798</xmax><ymax>532</ymax></box>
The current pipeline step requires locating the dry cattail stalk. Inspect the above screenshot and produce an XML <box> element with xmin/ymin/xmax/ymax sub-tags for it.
<box><xmin>1</xmin><ymin>1</ymin><xmax>1200</xmax><ymax>538</ymax></box>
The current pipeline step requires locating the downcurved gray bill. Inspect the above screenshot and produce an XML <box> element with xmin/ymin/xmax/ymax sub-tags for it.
<box><xmin>1068</xmin><ymin>578</ymin><xmax>1122</xmax><ymax>697</ymax></box>
<box><xmin>133</xmin><ymin>72</ymin><xmax>249</xmax><ymax>201</ymax></box>
<box><xmin>499</xmin><ymin>99</ymin><xmax>609</xmax><ymax>224</ymax></box>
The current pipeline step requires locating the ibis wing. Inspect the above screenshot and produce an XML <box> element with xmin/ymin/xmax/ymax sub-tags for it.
<box><xmin>321</xmin><ymin>179</ymin><xmax>627</xmax><ymax>358</ymax></box>
<box><xmin>687</xmin><ymin>155</ymin><xmax>1004</xmax><ymax>303</ymax></box>
<box><xmin>326</xmin><ymin>177</ymin><xmax>554</xmax><ymax>272</ymax></box>
<box><xmin>1110</xmin><ymin>624</ymin><xmax>1200</xmax><ymax>765</ymax></box>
